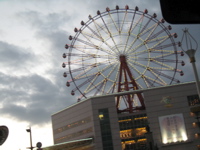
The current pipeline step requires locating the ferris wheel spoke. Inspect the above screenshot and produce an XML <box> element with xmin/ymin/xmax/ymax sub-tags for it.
<box><xmin>84</xmin><ymin>76</ymin><xmax>105</xmax><ymax>95</ymax></box>
<box><xmin>108</xmin><ymin>13</ymin><xmax>120</xmax><ymax>33</ymax></box>
<box><xmin>132</xmin><ymin>34</ymin><xmax>173</xmax><ymax>54</ymax></box>
<box><xmin>121</xmin><ymin>11</ymin><xmax>132</xmax><ymax>53</ymax></box>
<box><xmin>71</xmin><ymin>73</ymin><xmax>99</xmax><ymax>92</ymax></box>
<box><xmin>107</xmin><ymin>82</ymin><xmax>117</xmax><ymax>94</ymax></box>
<box><xmin>127</xmin><ymin>61</ymin><xmax>144</xmax><ymax>78</ymax></box>
<box><xmin>97</xmin><ymin>63</ymin><xmax>118</xmax><ymax>77</ymax></box>
<box><xmin>80</xmin><ymin>30</ymin><xmax>104</xmax><ymax>44</ymax></box>
<box><xmin>151</xmin><ymin>59</ymin><xmax>176</xmax><ymax>70</ymax></box>
<box><xmin>151</xmin><ymin>42</ymin><xmax>178</xmax><ymax>50</ymax></box>
<box><xmin>146</xmin><ymin>24</ymin><xmax>170</xmax><ymax>41</ymax></box>
<box><xmin>81</xmin><ymin>25</ymin><xmax>117</xmax><ymax>55</ymax></box>
<box><xmin>128</xmin><ymin>57</ymin><xmax>180</xmax><ymax>69</ymax></box>
<box><xmin>102</xmin><ymin>63</ymin><xmax>119</xmax><ymax>81</ymax></box>
<box><xmin>130</xmin><ymin>41</ymin><xmax>146</xmax><ymax>53</ymax></box>
<box><xmin>64</xmin><ymin>53</ymin><xmax>112</xmax><ymax>59</ymax></box>
<box><xmin>99</xmin><ymin>14</ymin><xmax>122</xmax><ymax>54</ymax></box>
<box><xmin>70</xmin><ymin>61</ymin><xmax>114</xmax><ymax>82</ymax></box>
<box><xmin>152</xmin><ymin>58</ymin><xmax>181</xmax><ymax>64</ymax></box>
<box><xmin>148</xmin><ymin>49</ymin><xmax>175</xmax><ymax>53</ymax></box>
<box><xmin>84</xmin><ymin>23</ymin><xmax>104</xmax><ymax>41</ymax></box>
<box><xmin>82</xmin><ymin>63</ymin><xmax>118</xmax><ymax>94</ymax></box>
<box><xmin>142</xmin><ymin>75</ymin><xmax>157</xmax><ymax>87</ymax></box>
<box><xmin>119</xmin><ymin>11</ymin><xmax>128</xmax><ymax>34</ymax></box>
<box><xmin>139</xmin><ymin>20</ymin><xmax>159</xmax><ymax>40</ymax></box>
<box><xmin>148</xmin><ymin>34</ymin><xmax>172</xmax><ymax>45</ymax></box>
<box><xmin>74</xmin><ymin>44</ymin><xmax>114</xmax><ymax>56</ymax></box>
<box><xmin>72</xmin><ymin>70</ymin><xmax>99</xmax><ymax>82</ymax></box>
<box><xmin>64</xmin><ymin>65</ymin><xmax>95</xmax><ymax>77</ymax></box>
<box><xmin>148</xmin><ymin>68</ymin><xmax>167</xmax><ymax>84</ymax></box>
<box><xmin>128</xmin><ymin>7</ymin><xmax>137</xmax><ymax>34</ymax></box>
<box><xmin>150</xmin><ymin>68</ymin><xmax>180</xmax><ymax>83</ymax></box>
<box><xmin>142</xmin><ymin>74</ymin><xmax>166</xmax><ymax>86</ymax></box>
<box><xmin>129</xmin><ymin>49</ymin><xmax>149</xmax><ymax>56</ymax></box>
<box><xmin>66</xmin><ymin>57</ymin><xmax>95</xmax><ymax>65</ymax></box>
<box><xmin>128</xmin><ymin>60</ymin><xmax>148</xmax><ymax>73</ymax></box>
<box><xmin>125</xmin><ymin>16</ymin><xmax>145</xmax><ymax>53</ymax></box>
<box><xmin>149</xmin><ymin>38</ymin><xmax>176</xmax><ymax>52</ymax></box>
<box><xmin>94</xmin><ymin>79</ymin><xmax>110</xmax><ymax>96</ymax></box>
<box><xmin>134</xmin><ymin>80</ymin><xmax>143</xmax><ymax>89</ymax></box>
<box><xmin>92</xmin><ymin>19</ymin><xmax>118</xmax><ymax>53</ymax></box>
<box><xmin>69</xmin><ymin>71</ymin><xmax>99</xmax><ymax>84</ymax></box>
<box><xmin>83</xmin><ymin>72</ymin><xmax>102</xmax><ymax>94</ymax></box>
<box><xmin>131</xmin><ymin>13</ymin><xmax>145</xmax><ymax>34</ymax></box>
<box><xmin>141</xmin><ymin>75</ymin><xmax>152</xmax><ymax>88</ymax></box>
<box><xmin>92</xmin><ymin>19</ymin><xmax>109</xmax><ymax>37</ymax></box>
<box><xmin>145</xmin><ymin>25</ymin><xmax>160</xmax><ymax>42</ymax></box>
<box><xmin>148</xmin><ymin>66</ymin><xmax>176</xmax><ymax>71</ymax></box>
<box><xmin>137</xmin><ymin>14</ymin><xmax>157</xmax><ymax>37</ymax></box>
<box><xmin>74</xmin><ymin>37</ymin><xmax>99</xmax><ymax>49</ymax></box>
<box><xmin>72</xmin><ymin>41</ymin><xmax>116</xmax><ymax>58</ymax></box>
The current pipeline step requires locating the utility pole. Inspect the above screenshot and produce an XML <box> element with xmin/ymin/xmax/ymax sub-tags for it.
<box><xmin>26</xmin><ymin>127</ymin><xmax>34</xmax><ymax>150</ymax></box>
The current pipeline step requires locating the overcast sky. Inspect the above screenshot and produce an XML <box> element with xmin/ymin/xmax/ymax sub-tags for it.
<box><xmin>0</xmin><ymin>0</ymin><xmax>199</xmax><ymax>149</ymax></box>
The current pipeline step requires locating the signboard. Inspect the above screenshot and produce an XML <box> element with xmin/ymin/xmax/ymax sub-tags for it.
<box><xmin>159</xmin><ymin>113</ymin><xmax>188</xmax><ymax>144</ymax></box>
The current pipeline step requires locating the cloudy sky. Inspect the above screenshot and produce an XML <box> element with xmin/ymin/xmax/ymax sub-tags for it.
<box><xmin>0</xmin><ymin>0</ymin><xmax>199</xmax><ymax>149</ymax></box>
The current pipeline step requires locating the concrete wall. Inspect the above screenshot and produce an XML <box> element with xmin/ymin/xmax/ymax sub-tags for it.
<box><xmin>51</xmin><ymin>94</ymin><xmax>121</xmax><ymax>150</ymax></box>
<box><xmin>51</xmin><ymin>99</ymin><xmax>94</xmax><ymax>144</ymax></box>
<box><xmin>144</xmin><ymin>82</ymin><xmax>199</xmax><ymax>150</ymax></box>
<box><xmin>90</xmin><ymin>95</ymin><xmax>122</xmax><ymax>150</ymax></box>
<box><xmin>51</xmin><ymin>82</ymin><xmax>200</xmax><ymax>150</ymax></box>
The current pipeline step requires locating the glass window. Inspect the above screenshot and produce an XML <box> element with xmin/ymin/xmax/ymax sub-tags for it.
<box><xmin>54</xmin><ymin>116</ymin><xmax>92</xmax><ymax>134</ymax></box>
<box><xmin>188</xmin><ymin>95</ymin><xmax>200</xmax><ymax>106</ymax></box>
<box><xmin>98</xmin><ymin>108</ymin><xmax>114</xmax><ymax>150</ymax></box>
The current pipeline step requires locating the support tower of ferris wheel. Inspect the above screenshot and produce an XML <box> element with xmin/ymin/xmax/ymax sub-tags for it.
<box><xmin>62</xmin><ymin>5</ymin><xmax>185</xmax><ymax>113</ymax></box>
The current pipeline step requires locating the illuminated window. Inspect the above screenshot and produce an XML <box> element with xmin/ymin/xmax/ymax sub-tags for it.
<box><xmin>55</xmin><ymin>127</ymin><xmax>93</xmax><ymax>143</ymax></box>
<box><xmin>118</xmin><ymin>114</ymin><xmax>148</xmax><ymax>130</ymax></box>
<box><xmin>120</xmin><ymin>128</ymin><xmax>147</xmax><ymax>139</ymax></box>
<box><xmin>54</xmin><ymin>116</ymin><xmax>92</xmax><ymax>134</ymax></box>
<box><xmin>99</xmin><ymin>113</ymin><xmax>104</xmax><ymax>120</ymax></box>
<box><xmin>188</xmin><ymin>94</ymin><xmax>200</xmax><ymax>106</ymax></box>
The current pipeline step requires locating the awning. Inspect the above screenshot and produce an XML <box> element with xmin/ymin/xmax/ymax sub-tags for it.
<box><xmin>42</xmin><ymin>138</ymin><xmax>94</xmax><ymax>150</ymax></box>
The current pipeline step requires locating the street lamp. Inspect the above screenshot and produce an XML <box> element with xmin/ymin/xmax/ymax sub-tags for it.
<box><xmin>181</xmin><ymin>28</ymin><xmax>200</xmax><ymax>98</ymax></box>
<box><xmin>26</xmin><ymin>127</ymin><xmax>34</xmax><ymax>150</ymax></box>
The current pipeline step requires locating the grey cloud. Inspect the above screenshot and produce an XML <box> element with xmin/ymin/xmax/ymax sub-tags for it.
<box><xmin>17</xmin><ymin>10</ymin><xmax>71</xmax><ymax>31</ymax></box>
<box><xmin>0</xmin><ymin>0</ymin><xmax>199</xmax><ymax>127</ymax></box>
<box><xmin>0</xmin><ymin>72</ymin><xmax>73</xmax><ymax>125</ymax></box>
<box><xmin>0</xmin><ymin>41</ymin><xmax>35</xmax><ymax>67</ymax></box>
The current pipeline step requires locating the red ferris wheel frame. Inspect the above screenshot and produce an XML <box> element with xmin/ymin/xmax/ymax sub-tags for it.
<box><xmin>62</xmin><ymin>5</ymin><xmax>185</xmax><ymax>113</ymax></box>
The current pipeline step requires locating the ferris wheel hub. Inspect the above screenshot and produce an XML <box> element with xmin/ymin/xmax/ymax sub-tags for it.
<box><xmin>119</xmin><ymin>55</ymin><xmax>127</xmax><ymax>63</ymax></box>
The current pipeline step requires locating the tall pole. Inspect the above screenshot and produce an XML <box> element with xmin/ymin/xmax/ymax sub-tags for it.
<box><xmin>191</xmin><ymin>59</ymin><xmax>200</xmax><ymax>98</ymax></box>
<box><xmin>26</xmin><ymin>127</ymin><xmax>33</xmax><ymax>150</ymax></box>
<box><xmin>30</xmin><ymin>128</ymin><xmax>33</xmax><ymax>150</ymax></box>
<box><xmin>181</xmin><ymin>29</ymin><xmax>200</xmax><ymax>98</ymax></box>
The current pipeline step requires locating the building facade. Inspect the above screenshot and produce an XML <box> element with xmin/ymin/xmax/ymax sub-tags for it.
<box><xmin>47</xmin><ymin>82</ymin><xmax>200</xmax><ymax>150</ymax></box>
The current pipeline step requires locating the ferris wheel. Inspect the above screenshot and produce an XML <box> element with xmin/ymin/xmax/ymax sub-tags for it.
<box><xmin>62</xmin><ymin>5</ymin><xmax>185</xmax><ymax>113</ymax></box>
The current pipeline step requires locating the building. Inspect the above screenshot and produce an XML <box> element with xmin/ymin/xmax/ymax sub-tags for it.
<box><xmin>43</xmin><ymin>81</ymin><xmax>200</xmax><ymax>150</ymax></box>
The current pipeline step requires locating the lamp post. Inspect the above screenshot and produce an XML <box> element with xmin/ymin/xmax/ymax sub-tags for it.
<box><xmin>181</xmin><ymin>28</ymin><xmax>200</xmax><ymax>98</ymax></box>
<box><xmin>26</xmin><ymin>127</ymin><xmax>34</xmax><ymax>150</ymax></box>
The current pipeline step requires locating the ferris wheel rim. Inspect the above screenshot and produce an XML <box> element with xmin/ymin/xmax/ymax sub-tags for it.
<box><xmin>64</xmin><ymin>5</ymin><xmax>183</xmax><ymax>101</ymax></box>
